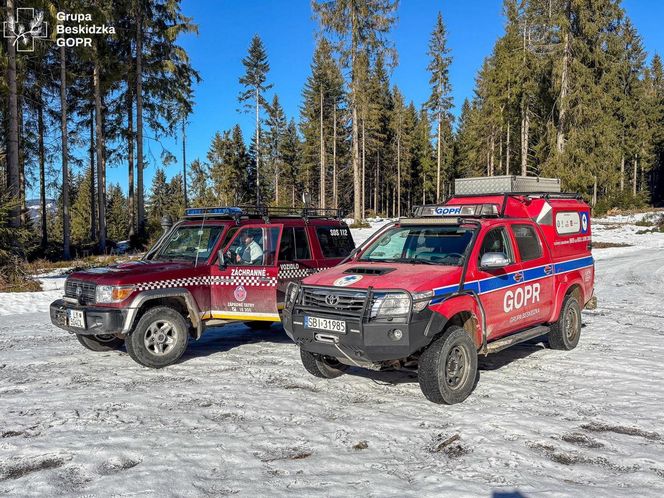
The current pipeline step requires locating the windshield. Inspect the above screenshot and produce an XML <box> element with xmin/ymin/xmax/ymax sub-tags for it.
<box><xmin>154</xmin><ymin>225</ymin><xmax>224</xmax><ymax>262</ymax></box>
<box><xmin>359</xmin><ymin>225</ymin><xmax>473</xmax><ymax>266</ymax></box>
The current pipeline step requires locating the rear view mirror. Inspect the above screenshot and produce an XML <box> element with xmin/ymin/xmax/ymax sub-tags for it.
<box><xmin>480</xmin><ymin>252</ymin><xmax>510</xmax><ymax>270</ymax></box>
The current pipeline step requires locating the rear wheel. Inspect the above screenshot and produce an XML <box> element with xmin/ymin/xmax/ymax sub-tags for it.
<box><xmin>125</xmin><ymin>306</ymin><xmax>189</xmax><ymax>368</ymax></box>
<box><xmin>76</xmin><ymin>334</ymin><xmax>124</xmax><ymax>352</ymax></box>
<box><xmin>548</xmin><ymin>294</ymin><xmax>582</xmax><ymax>350</ymax></box>
<box><xmin>418</xmin><ymin>326</ymin><xmax>478</xmax><ymax>404</ymax></box>
<box><xmin>300</xmin><ymin>349</ymin><xmax>348</xmax><ymax>379</ymax></box>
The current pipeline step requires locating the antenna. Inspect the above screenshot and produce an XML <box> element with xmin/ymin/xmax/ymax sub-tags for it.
<box><xmin>194</xmin><ymin>210</ymin><xmax>207</xmax><ymax>268</ymax></box>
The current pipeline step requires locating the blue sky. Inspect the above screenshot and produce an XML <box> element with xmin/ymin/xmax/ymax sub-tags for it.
<box><xmin>101</xmin><ymin>0</ymin><xmax>663</xmax><ymax>195</ymax></box>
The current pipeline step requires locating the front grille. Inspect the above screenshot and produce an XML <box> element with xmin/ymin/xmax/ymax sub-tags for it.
<box><xmin>300</xmin><ymin>287</ymin><xmax>368</xmax><ymax>316</ymax></box>
<box><xmin>65</xmin><ymin>278</ymin><xmax>96</xmax><ymax>304</ymax></box>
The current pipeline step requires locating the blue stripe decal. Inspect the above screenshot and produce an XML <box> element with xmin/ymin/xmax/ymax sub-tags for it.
<box><xmin>554</xmin><ymin>256</ymin><xmax>594</xmax><ymax>274</ymax></box>
<box><xmin>430</xmin><ymin>255</ymin><xmax>594</xmax><ymax>303</ymax></box>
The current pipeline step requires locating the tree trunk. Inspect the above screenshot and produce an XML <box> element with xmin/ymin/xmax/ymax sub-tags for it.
<box><xmin>374</xmin><ymin>150</ymin><xmax>379</xmax><ymax>214</ymax></box>
<box><xmin>521</xmin><ymin>98</ymin><xmax>529</xmax><ymax>176</ymax></box>
<box><xmin>506</xmin><ymin>122</ymin><xmax>511</xmax><ymax>175</ymax></box>
<box><xmin>89</xmin><ymin>108</ymin><xmax>96</xmax><ymax>241</ymax></box>
<box><xmin>436</xmin><ymin>115</ymin><xmax>442</xmax><ymax>202</ymax></box>
<box><xmin>127</xmin><ymin>84</ymin><xmax>135</xmax><ymax>238</ymax></box>
<box><xmin>521</xmin><ymin>22</ymin><xmax>529</xmax><ymax>177</ymax></box>
<box><xmin>136</xmin><ymin>9</ymin><xmax>145</xmax><ymax>233</ymax></box>
<box><xmin>37</xmin><ymin>88</ymin><xmax>47</xmax><ymax>249</ymax></box>
<box><xmin>60</xmin><ymin>46</ymin><xmax>70</xmax><ymax>259</ymax></box>
<box><xmin>255</xmin><ymin>87</ymin><xmax>261</xmax><ymax>204</ymax></box>
<box><xmin>592</xmin><ymin>176</ymin><xmax>597</xmax><ymax>207</ymax></box>
<box><xmin>94</xmin><ymin>60</ymin><xmax>106</xmax><ymax>252</ymax></box>
<box><xmin>556</xmin><ymin>2</ymin><xmax>570</xmax><ymax>153</ymax></box>
<box><xmin>333</xmin><ymin>105</ymin><xmax>337</xmax><ymax>209</ymax></box>
<box><xmin>182</xmin><ymin>118</ymin><xmax>188</xmax><ymax>208</ymax></box>
<box><xmin>489</xmin><ymin>131</ymin><xmax>495</xmax><ymax>176</ymax></box>
<box><xmin>620</xmin><ymin>154</ymin><xmax>625</xmax><ymax>192</ymax></box>
<box><xmin>319</xmin><ymin>86</ymin><xmax>326</xmax><ymax>208</ymax></box>
<box><xmin>397</xmin><ymin>129</ymin><xmax>401</xmax><ymax>217</ymax></box>
<box><xmin>18</xmin><ymin>95</ymin><xmax>26</xmax><ymax>224</ymax></box>
<box><xmin>633</xmin><ymin>156</ymin><xmax>638</xmax><ymax>196</ymax></box>
<box><xmin>6</xmin><ymin>0</ymin><xmax>20</xmax><ymax>228</ymax></box>
<box><xmin>361</xmin><ymin>118</ymin><xmax>366</xmax><ymax>220</ymax></box>
<box><xmin>498</xmin><ymin>123</ymin><xmax>503</xmax><ymax>174</ymax></box>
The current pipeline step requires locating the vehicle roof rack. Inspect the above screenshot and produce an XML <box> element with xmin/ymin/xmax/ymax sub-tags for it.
<box><xmin>450</xmin><ymin>192</ymin><xmax>583</xmax><ymax>200</ymax></box>
<box><xmin>183</xmin><ymin>205</ymin><xmax>344</xmax><ymax>221</ymax></box>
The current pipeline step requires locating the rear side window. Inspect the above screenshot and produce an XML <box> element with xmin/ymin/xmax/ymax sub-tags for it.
<box><xmin>279</xmin><ymin>227</ymin><xmax>312</xmax><ymax>261</ymax></box>
<box><xmin>316</xmin><ymin>226</ymin><xmax>354</xmax><ymax>258</ymax></box>
<box><xmin>511</xmin><ymin>224</ymin><xmax>542</xmax><ymax>262</ymax></box>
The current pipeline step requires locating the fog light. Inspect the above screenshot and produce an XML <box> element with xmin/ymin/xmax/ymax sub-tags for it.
<box><xmin>388</xmin><ymin>329</ymin><xmax>403</xmax><ymax>341</ymax></box>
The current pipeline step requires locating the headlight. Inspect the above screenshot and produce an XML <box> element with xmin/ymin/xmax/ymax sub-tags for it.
<box><xmin>412</xmin><ymin>290</ymin><xmax>433</xmax><ymax>312</ymax></box>
<box><xmin>371</xmin><ymin>292</ymin><xmax>410</xmax><ymax>317</ymax></box>
<box><xmin>95</xmin><ymin>285</ymin><xmax>135</xmax><ymax>304</ymax></box>
<box><xmin>286</xmin><ymin>282</ymin><xmax>300</xmax><ymax>306</ymax></box>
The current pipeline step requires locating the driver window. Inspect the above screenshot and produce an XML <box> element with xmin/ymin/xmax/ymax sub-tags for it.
<box><xmin>478</xmin><ymin>227</ymin><xmax>513</xmax><ymax>265</ymax></box>
<box><xmin>227</xmin><ymin>227</ymin><xmax>265</xmax><ymax>265</ymax></box>
<box><xmin>225</xmin><ymin>227</ymin><xmax>281</xmax><ymax>266</ymax></box>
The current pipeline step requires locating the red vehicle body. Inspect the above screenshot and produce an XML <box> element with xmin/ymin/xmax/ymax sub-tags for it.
<box><xmin>50</xmin><ymin>206</ymin><xmax>355</xmax><ymax>368</ymax></box>
<box><xmin>283</xmin><ymin>192</ymin><xmax>596</xmax><ymax>404</ymax></box>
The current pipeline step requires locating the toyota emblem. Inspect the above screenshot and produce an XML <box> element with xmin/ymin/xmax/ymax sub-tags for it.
<box><xmin>76</xmin><ymin>286</ymin><xmax>82</xmax><ymax>297</ymax></box>
<box><xmin>325</xmin><ymin>294</ymin><xmax>340</xmax><ymax>306</ymax></box>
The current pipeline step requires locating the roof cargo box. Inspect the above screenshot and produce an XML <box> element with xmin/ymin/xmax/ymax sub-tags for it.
<box><xmin>454</xmin><ymin>176</ymin><xmax>561</xmax><ymax>195</ymax></box>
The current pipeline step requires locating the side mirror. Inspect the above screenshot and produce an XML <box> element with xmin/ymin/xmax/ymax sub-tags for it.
<box><xmin>217</xmin><ymin>249</ymin><xmax>226</xmax><ymax>269</ymax></box>
<box><xmin>480</xmin><ymin>252</ymin><xmax>510</xmax><ymax>270</ymax></box>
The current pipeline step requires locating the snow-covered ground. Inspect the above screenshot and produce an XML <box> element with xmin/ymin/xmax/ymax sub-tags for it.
<box><xmin>1</xmin><ymin>217</ymin><xmax>663</xmax><ymax>496</ymax></box>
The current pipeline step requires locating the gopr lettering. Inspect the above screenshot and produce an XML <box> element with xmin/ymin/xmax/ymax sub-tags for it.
<box><xmin>504</xmin><ymin>283</ymin><xmax>540</xmax><ymax>312</ymax></box>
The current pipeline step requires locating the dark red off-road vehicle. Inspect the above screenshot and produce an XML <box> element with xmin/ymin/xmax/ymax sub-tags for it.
<box><xmin>50</xmin><ymin>206</ymin><xmax>354</xmax><ymax>368</ymax></box>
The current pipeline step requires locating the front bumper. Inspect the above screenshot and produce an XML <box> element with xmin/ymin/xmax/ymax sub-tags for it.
<box><xmin>50</xmin><ymin>299</ymin><xmax>127</xmax><ymax>336</ymax></box>
<box><xmin>282</xmin><ymin>307</ymin><xmax>446</xmax><ymax>363</ymax></box>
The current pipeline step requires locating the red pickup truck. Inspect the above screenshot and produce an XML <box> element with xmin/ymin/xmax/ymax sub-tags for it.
<box><xmin>283</xmin><ymin>187</ymin><xmax>596</xmax><ymax>404</ymax></box>
<box><xmin>50</xmin><ymin>206</ymin><xmax>355</xmax><ymax>368</ymax></box>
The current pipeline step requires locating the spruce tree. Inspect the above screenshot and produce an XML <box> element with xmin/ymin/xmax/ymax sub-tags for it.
<box><xmin>265</xmin><ymin>95</ymin><xmax>287</xmax><ymax>204</ymax></box>
<box><xmin>238</xmin><ymin>35</ymin><xmax>272</xmax><ymax>204</ymax></box>
<box><xmin>425</xmin><ymin>12</ymin><xmax>454</xmax><ymax>201</ymax></box>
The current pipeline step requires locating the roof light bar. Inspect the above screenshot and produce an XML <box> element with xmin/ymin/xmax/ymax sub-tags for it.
<box><xmin>184</xmin><ymin>207</ymin><xmax>244</xmax><ymax>217</ymax></box>
<box><xmin>413</xmin><ymin>204</ymin><xmax>498</xmax><ymax>218</ymax></box>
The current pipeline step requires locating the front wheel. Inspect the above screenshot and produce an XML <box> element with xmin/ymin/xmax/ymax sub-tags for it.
<box><xmin>418</xmin><ymin>326</ymin><xmax>478</xmax><ymax>404</ymax></box>
<box><xmin>125</xmin><ymin>306</ymin><xmax>189</xmax><ymax>368</ymax></box>
<box><xmin>300</xmin><ymin>349</ymin><xmax>348</xmax><ymax>379</ymax></box>
<box><xmin>548</xmin><ymin>294</ymin><xmax>582</xmax><ymax>350</ymax></box>
<box><xmin>76</xmin><ymin>334</ymin><xmax>124</xmax><ymax>352</ymax></box>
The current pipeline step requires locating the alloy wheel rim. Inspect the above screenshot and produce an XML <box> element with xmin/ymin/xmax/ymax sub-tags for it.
<box><xmin>144</xmin><ymin>320</ymin><xmax>177</xmax><ymax>355</ymax></box>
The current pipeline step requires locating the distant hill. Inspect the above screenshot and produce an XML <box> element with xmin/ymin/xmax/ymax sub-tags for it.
<box><xmin>26</xmin><ymin>199</ymin><xmax>57</xmax><ymax>222</ymax></box>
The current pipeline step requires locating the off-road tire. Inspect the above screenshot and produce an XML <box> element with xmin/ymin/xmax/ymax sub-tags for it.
<box><xmin>300</xmin><ymin>349</ymin><xmax>348</xmax><ymax>379</ymax></box>
<box><xmin>418</xmin><ymin>326</ymin><xmax>478</xmax><ymax>404</ymax></box>
<box><xmin>244</xmin><ymin>321</ymin><xmax>272</xmax><ymax>331</ymax></box>
<box><xmin>125</xmin><ymin>306</ymin><xmax>189</xmax><ymax>368</ymax></box>
<box><xmin>76</xmin><ymin>334</ymin><xmax>124</xmax><ymax>352</ymax></box>
<box><xmin>548</xmin><ymin>294</ymin><xmax>582</xmax><ymax>350</ymax></box>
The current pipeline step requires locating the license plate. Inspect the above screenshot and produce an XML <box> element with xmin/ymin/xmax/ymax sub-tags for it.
<box><xmin>67</xmin><ymin>309</ymin><xmax>86</xmax><ymax>329</ymax></box>
<box><xmin>304</xmin><ymin>315</ymin><xmax>346</xmax><ymax>333</ymax></box>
